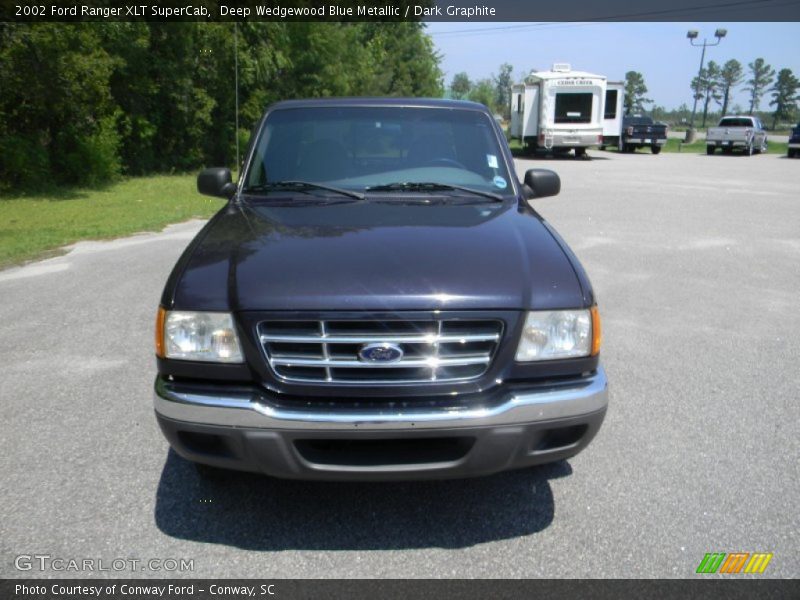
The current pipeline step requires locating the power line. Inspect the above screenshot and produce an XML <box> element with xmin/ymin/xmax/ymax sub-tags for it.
<box><xmin>427</xmin><ymin>0</ymin><xmax>800</xmax><ymax>38</ymax></box>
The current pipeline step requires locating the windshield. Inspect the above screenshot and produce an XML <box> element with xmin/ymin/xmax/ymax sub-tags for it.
<box><xmin>718</xmin><ymin>118</ymin><xmax>754</xmax><ymax>127</ymax></box>
<box><xmin>244</xmin><ymin>106</ymin><xmax>514</xmax><ymax>196</ymax></box>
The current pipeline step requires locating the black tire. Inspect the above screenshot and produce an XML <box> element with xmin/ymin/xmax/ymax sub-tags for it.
<box><xmin>618</xmin><ymin>137</ymin><xmax>626</xmax><ymax>153</ymax></box>
<box><xmin>744</xmin><ymin>141</ymin><xmax>754</xmax><ymax>156</ymax></box>
<box><xmin>651</xmin><ymin>145</ymin><xmax>662</xmax><ymax>155</ymax></box>
<box><xmin>789</xmin><ymin>149</ymin><xmax>796</xmax><ymax>158</ymax></box>
<box><xmin>707</xmin><ymin>146</ymin><xmax>715</xmax><ymax>155</ymax></box>
<box><xmin>575</xmin><ymin>147</ymin><xmax>587</xmax><ymax>159</ymax></box>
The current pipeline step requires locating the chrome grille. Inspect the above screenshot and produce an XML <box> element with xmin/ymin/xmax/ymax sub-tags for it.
<box><xmin>258</xmin><ymin>318</ymin><xmax>503</xmax><ymax>384</ymax></box>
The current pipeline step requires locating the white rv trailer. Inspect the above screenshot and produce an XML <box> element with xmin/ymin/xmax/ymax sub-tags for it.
<box><xmin>510</xmin><ymin>64</ymin><xmax>607</xmax><ymax>156</ymax></box>
<box><xmin>602</xmin><ymin>81</ymin><xmax>624</xmax><ymax>148</ymax></box>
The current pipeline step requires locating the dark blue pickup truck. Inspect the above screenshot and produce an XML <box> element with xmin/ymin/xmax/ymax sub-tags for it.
<box><xmin>153</xmin><ymin>98</ymin><xmax>607</xmax><ymax>481</ymax></box>
<box><xmin>789</xmin><ymin>124</ymin><xmax>800</xmax><ymax>158</ymax></box>
<box><xmin>619</xmin><ymin>115</ymin><xmax>668</xmax><ymax>154</ymax></box>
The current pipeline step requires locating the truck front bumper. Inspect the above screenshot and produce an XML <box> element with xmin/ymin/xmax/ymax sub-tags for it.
<box><xmin>154</xmin><ymin>368</ymin><xmax>608</xmax><ymax>480</ymax></box>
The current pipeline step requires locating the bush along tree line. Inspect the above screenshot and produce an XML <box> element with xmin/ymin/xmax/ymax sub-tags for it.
<box><xmin>0</xmin><ymin>22</ymin><xmax>443</xmax><ymax>190</ymax></box>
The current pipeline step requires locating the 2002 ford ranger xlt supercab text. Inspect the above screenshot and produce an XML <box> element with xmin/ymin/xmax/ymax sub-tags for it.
<box><xmin>154</xmin><ymin>98</ymin><xmax>608</xmax><ymax>481</ymax></box>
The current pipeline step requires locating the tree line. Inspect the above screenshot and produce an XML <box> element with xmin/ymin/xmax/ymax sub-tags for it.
<box><xmin>0</xmin><ymin>22</ymin><xmax>442</xmax><ymax>190</ymax></box>
<box><xmin>625</xmin><ymin>58</ymin><xmax>799</xmax><ymax>129</ymax></box>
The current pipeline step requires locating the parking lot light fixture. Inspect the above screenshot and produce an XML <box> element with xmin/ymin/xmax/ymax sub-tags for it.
<box><xmin>687</xmin><ymin>28</ymin><xmax>727</xmax><ymax>132</ymax></box>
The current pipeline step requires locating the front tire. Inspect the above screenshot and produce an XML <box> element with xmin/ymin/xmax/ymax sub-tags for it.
<box><xmin>744</xmin><ymin>140</ymin><xmax>754</xmax><ymax>156</ymax></box>
<box><xmin>651</xmin><ymin>145</ymin><xmax>662</xmax><ymax>155</ymax></box>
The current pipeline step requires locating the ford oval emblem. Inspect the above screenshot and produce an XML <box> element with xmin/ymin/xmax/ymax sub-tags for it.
<box><xmin>358</xmin><ymin>343</ymin><xmax>404</xmax><ymax>363</ymax></box>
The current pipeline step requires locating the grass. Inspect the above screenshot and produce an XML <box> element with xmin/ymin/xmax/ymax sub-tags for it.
<box><xmin>0</xmin><ymin>175</ymin><xmax>222</xmax><ymax>269</ymax></box>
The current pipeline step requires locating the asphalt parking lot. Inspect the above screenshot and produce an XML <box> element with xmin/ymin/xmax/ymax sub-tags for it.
<box><xmin>1</xmin><ymin>151</ymin><xmax>798</xmax><ymax>578</ymax></box>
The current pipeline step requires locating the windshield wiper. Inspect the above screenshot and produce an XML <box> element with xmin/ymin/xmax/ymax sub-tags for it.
<box><xmin>364</xmin><ymin>182</ymin><xmax>504</xmax><ymax>202</ymax></box>
<box><xmin>243</xmin><ymin>180</ymin><xmax>364</xmax><ymax>201</ymax></box>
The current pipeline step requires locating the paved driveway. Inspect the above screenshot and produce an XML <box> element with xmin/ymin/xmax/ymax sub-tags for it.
<box><xmin>1</xmin><ymin>151</ymin><xmax>797</xmax><ymax>578</ymax></box>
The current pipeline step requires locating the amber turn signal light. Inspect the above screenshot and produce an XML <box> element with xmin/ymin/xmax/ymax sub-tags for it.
<box><xmin>155</xmin><ymin>306</ymin><xmax>166</xmax><ymax>358</ymax></box>
<box><xmin>591</xmin><ymin>305</ymin><xmax>602</xmax><ymax>356</ymax></box>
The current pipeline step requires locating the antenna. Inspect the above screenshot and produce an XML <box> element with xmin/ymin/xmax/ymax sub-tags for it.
<box><xmin>234</xmin><ymin>22</ymin><xmax>240</xmax><ymax>170</ymax></box>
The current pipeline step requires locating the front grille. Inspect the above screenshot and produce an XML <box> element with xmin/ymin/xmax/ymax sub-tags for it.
<box><xmin>258</xmin><ymin>318</ymin><xmax>503</xmax><ymax>384</ymax></box>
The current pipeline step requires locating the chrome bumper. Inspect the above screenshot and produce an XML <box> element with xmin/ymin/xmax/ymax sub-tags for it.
<box><xmin>154</xmin><ymin>368</ymin><xmax>608</xmax><ymax>431</ymax></box>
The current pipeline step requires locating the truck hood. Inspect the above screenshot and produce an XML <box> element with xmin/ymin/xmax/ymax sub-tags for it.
<box><xmin>168</xmin><ymin>198</ymin><xmax>589</xmax><ymax>312</ymax></box>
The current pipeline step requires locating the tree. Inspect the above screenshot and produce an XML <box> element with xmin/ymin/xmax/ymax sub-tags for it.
<box><xmin>468</xmin><ymin>78</ymin><xmax>495</xmax><ymax>110</ymax></box>
<box><xmin>717</xmin><ymin>59</ymin><xmax>743</xmax><ymax>116</ymax></box>
<box><xmin>769</xmin><ymin>68</ymin><xmax>800</xmax><ymax>129</ymax></box>
<box><xmin>691</xmin><ymin>61</ymin><xmax>722</xmax><ymax>127</ymax></box>
<box><xmin>624</xmin><ymin>71</ymin><xmax>652</xmax><ymax>115</ymax></box>
<box><xmin>0</xmin><ymin>22</ymin><xmax>444</xmax><ymax>189</ymax></box>
<box><xmin>493</xmin><ymin>63</ymin><xmax>513</xmax><ymax>119</ymax></box>
<box><xmin>745</xmin><ymin>58</ymin><xmax>776</xmax><ymax>114</ymax></box>
<box><xmin>450</xmin><ymin>72</ymin><xmax>471</xmax><ymax>100</ymax></box>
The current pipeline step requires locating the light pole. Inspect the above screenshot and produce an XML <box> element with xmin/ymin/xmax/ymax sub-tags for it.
<box><xmin>687</xmin><ymin>28</ymin><xmax>727</xmax><ymax>136</ymax></box>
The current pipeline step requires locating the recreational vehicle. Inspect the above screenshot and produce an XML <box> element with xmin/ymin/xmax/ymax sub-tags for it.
<box><xmin>510</xmin><ymin>64</ymin><xmax>607</xmax><ymax>157</ymax></box>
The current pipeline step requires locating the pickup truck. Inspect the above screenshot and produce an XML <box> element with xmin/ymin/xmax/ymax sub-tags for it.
<box><xmin>618</xmin><ymin>116</ymin><xmax>668</xmax><ymax>154</ymax></box>
<box><xmin>788</xmin><ymin>123</ymin><xmax>800</xmax><ymax>158</ymax></box>
<box><xmin>706</xmin><ymin>116</ymin><xmax>768</xmax><ymax>155</ymax></box>
<box><xmin>153</xmin><ymin>98</ymin><xmax>607</xmax><ymax>481</ymax></box>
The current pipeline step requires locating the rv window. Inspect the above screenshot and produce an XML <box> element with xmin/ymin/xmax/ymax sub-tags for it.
<box><xmin>555</xmin><ymin>93</ymin><xmax>593</xmax><ymax>124</ymax></box>
<box><xmin>604</xmin><ymin>90</ymin><xmax>618</xmax><ymax>120</ymax></box>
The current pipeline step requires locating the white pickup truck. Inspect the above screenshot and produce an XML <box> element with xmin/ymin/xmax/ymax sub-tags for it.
<box><xmin>706</xmin><ymin>116</ymin><xmax>768</xmax><ymax>156</ymax></box>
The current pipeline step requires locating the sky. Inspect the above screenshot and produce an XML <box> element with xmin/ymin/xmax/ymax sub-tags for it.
<box><xmin>425</xmin><ymin>22</ymin><xmax>800</xmax><ymax>111</ymax></box>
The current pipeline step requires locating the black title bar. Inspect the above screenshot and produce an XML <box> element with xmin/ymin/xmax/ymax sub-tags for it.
<box><xmin>4</xmin><ymin>0</ymin><xmax>800</xmax><ymax>22</ymax></box>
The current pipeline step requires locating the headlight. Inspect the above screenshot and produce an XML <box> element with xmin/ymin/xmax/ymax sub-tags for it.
<box><xmin>515</xmin><ymin>308</ymin><xmax>600</xmax><ymax>361</ymax></box>
<box><xmin>156</xmin><ymin>309</ymin><xmax>243</xmax><ymax>363</ymax></box>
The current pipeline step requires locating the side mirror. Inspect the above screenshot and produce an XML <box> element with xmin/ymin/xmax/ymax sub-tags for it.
<box><xmin>198</xmin><ymin>168</ymin><xmax>236</xmax><ymax>198</ymax></box>
<box><xmin>522</xmin><ymin>169</ymin><xmax>560</xmax><ymax>200</ymax></box>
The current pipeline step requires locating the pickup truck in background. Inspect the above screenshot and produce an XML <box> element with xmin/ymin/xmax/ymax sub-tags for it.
<box><xmin>706</xmin><ymin>116</ymin><xmax>768</xmax><ymax>156</ymax></box>
<box><xmin>619</xmin><ymin>116</ymin><xmax>668</xmax><ymax>154</ymax></box>
<box><xmin>788</xmin><ymin>123</ymin><xmax>800</xmax><ymax>158</ymax></box>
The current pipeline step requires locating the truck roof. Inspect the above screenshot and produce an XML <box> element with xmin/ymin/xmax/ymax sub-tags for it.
<box><xmin>267</xmin><ymin>97</ymin><xmax>492</xmax><ymax>112</ymax></box>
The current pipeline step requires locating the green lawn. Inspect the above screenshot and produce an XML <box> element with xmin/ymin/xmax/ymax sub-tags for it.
<box><xmin>0</xmin><ymin>175</ymin><xmax>222</xmax><ymax>269</ymax></box>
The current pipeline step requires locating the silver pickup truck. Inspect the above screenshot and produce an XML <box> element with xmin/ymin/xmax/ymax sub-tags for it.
<box><xmin>706</xmin><ymin>116</ymin><xmax>768</xmax><ymax>156</ymax></box>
